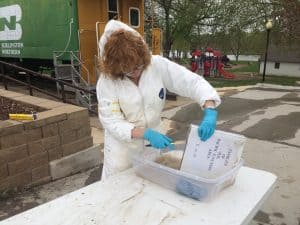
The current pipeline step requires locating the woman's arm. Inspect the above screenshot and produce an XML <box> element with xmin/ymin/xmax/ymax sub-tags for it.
<box><xmin>96</xmin><ymin>77</ymin><xmax>135</xmax><ymax>142</ymax></box>
<box><xmin>131</xmin><ymin>127</ymin><xmax>145</xmax><ymax>139</ymax></box>
<box><xmin>203</xmin><ymin>100</ymin><xmax>216</xmax><ymax>109</ymax></box>
<box><xmin>154</xmin><ymin>55</ymin><xmax>221</xmax><ymax>108</ymax></box>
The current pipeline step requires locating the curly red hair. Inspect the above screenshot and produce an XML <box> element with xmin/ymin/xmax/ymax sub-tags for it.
<box><xmin>99</xmin><ymin>29</ymin><xmax>151</xmax><ymax>79</ymax></box>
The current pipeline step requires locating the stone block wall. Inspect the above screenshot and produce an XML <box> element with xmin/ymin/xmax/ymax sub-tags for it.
<box><xmin>0</xmin><ymin>89</ymin><xmax>94</xmax><ymax>191</ymax></box>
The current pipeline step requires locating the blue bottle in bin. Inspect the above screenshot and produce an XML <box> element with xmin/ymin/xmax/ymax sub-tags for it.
<box><xmin>176</xmin><ymin>179</ymin><xmax>208</xmax><ymax>200</ymax></box>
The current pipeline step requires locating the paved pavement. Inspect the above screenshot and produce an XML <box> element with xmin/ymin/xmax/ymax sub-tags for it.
<box><xmin>161</xmin><ymin>83</ymin><xmax>300</xmax><ymax>225</ymax></box>
<box><xmin>0</xmin><ymin>83</ymin><xmax>299</xmax><ymax>225</ymax></box>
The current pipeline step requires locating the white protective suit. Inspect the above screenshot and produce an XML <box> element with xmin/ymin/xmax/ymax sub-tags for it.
<box><xmin>97</xmin><ymin>20</ymin><xmax>221</xmax><ymax>179</ymax></box>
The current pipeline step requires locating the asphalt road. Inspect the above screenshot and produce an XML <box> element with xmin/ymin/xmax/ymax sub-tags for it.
<box><xmin>162</xmin><ymin>83</ymin><xmax>300</xmax><ymax>225</ymax></box>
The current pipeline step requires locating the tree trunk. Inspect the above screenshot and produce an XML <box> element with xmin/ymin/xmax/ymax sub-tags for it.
<box><xmin>235</xmin><ymin>54</ymin><xmax>239</xmax><ymax>61</ymax></box>
<box><xmin>163</xmin><ymin>9</ymin><xmax>172</xmax><ymax>58</ymax></box>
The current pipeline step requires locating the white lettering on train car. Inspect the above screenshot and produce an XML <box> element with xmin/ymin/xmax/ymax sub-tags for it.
<box><xmin>2</xmin><ymin>49</ymin><xmax>20</xmax><ymax>55</ymax></box>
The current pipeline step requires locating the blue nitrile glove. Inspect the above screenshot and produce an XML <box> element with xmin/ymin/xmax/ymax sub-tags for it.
<box><xmin>176</xmin><ymin>179</ymin><xmax>208</xmax><ymax>200</ymax></box>
<box><xmin>198</xmin><ymin>108</ymin><xmax>218</xmax><ymax>141</ymax></box>
<box><xmin>143</xmin><ymin>128</ymin><xmax>174</xmax><ymax>150</ymax></box>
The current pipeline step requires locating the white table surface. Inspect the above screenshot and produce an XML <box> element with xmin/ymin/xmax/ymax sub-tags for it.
<box><xmin>0</xmin><ymin>167</ymin><xmax>277</xmax><ymax>225</ymax></box>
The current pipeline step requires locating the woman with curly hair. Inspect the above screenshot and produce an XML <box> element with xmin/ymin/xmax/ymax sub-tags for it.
<box><xmin>97</xmin><ymin>20</ymin><xmax>221</xmax><ymax>179</ymax></box>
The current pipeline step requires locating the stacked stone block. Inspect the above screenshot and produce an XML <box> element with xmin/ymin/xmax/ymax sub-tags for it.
<box><xmin>0</xmin><ymin>90</ymin><xmax>93</xmax><ymax>192</ymax></box>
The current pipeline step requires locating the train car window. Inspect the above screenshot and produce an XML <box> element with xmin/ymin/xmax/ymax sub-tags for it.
<box><xmin>129</xmin><ymin>7</ymin><xmax>140</xmax><ymax>27</ymax></box>
<box><xmin>108</xmin><ymin>0</ymin><xmax>119</xmax><ymax>20</ymax></box>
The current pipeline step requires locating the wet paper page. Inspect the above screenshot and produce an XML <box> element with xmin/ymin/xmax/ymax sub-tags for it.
<box><xmin>180</xmin><ymin>125</ymin><xmax>246</xmax><ymax>178</ymax></box>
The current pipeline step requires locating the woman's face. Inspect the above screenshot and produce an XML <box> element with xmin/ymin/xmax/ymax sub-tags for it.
<box><xmin>101</xmin><ymin>29</ymin><xmax>151</xmax><ymax>80</ymax></box>
<box><xmin>123</xmin><ymin>64</ymin><xmax>144</xmax><ymax>79</ymax></box>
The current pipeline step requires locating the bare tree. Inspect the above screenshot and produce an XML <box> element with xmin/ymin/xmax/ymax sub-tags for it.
<box><xmin>278</xmin><ymin>0</ymin><xmax>300</xmax><ymax>41</ymax></box>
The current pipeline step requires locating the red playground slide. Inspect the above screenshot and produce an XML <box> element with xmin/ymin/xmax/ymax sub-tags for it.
<box><xmin>217</xmin><ymin>63</ymin><xmax>235</xmax><ymax>79</ymax></box>
<box><xmin>191</xmin><ymin>61</ymin><xmax>198</xmax><ymax>72</ymax></box>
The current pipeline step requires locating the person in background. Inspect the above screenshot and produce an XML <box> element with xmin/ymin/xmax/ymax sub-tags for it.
<box><xmin>97</xmin><ymin>20</ymin><xmax>221</xmax><ymax>180</ymax></box>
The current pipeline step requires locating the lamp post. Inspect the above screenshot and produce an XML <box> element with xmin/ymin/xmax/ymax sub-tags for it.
<box><xmin>262</xmin><ymin>19</ymin><xmax>273</xmax><ymax>82</ymax></box>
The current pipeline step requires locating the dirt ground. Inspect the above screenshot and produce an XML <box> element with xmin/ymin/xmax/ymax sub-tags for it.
<box><xmin>0</xmin><ymin>96</ymin><xmax>45</xmax><ymax>120</ymax></box>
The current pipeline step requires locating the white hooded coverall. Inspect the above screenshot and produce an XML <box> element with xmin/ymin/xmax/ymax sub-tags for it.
<box><xmin>97</xmin><ymin>20</ymin><xmax>221</xmax><ymax>179</ymax></box>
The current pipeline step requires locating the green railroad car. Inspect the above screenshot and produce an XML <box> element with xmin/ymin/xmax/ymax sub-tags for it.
<box><xmin>0</xmin><ymin>0</ymin><xmax>144</xmax><ymax>84</ymax></box>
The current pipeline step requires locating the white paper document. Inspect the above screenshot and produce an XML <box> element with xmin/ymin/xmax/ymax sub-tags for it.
<box><xmin>180</xmin><ymin>125</ymin><xmax>246</xmax><ymax>178</ymax></box>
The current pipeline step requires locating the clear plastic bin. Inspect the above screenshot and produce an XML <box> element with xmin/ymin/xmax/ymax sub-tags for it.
<box><xmin>132</xmin><ymin>149</ymin><xmax>243</xmax><ymax>201</ymax></box>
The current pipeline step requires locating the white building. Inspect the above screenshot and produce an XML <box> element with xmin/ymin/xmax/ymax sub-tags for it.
<box><xmin>259</xmin><ymin>46</ymin><xmax>300</xmax><ymax>78</ymax></box>
<box><xmin>228</xmin><ymin>55</ymin><xmax>260</xmax><ymax>62</ymax></box>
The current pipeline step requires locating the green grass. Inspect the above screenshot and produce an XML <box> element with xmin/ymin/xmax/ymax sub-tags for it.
<box><xmin>230</xmin><ymin>60</ymin><xmax>252</xmax><ymax>65</ymax></box>
<box><xmin>262</xmin><ymin>75</ymin><xmax>300</xmax><ymax>86</ymax></box>
<box><xmin>206</xmin><ymin>75</ymin><xmax>300</xmax><ymax>88</ymax></box>
<box><xmin>227</xmin><ymin>61</ymin><xmax>260</xmax><ymax>73</ymax></box>
<box><xmin>177</xmin><ymin>60</ymin><xmax>299</xmax><ymax>87</ymax></box>
<box><xmin>204</xmin><ymin>60</ymin><xmax>299</xmax><ymax>87</ymax></box>
<box><xmin>207</xmin><ymin>78</ymin><xmax>258</xmax><ymax>88</ymax></box>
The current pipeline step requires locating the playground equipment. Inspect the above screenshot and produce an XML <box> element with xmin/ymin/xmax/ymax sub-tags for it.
<box><xmin>191</xmin><ymin>49</ymin><xmax>201</xmax><ymax>72</ymax></box>
<box><xmin>191</xmin><ymin>47</ymin><xmax>235</xmax><ymax>79</ymax></box>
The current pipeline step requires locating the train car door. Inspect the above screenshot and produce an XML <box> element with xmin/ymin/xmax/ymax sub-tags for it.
<box><xmin>77</xmin><ymin>0</ymin><xmax>106</xmax><ymax>84</ymax></box>
<box><xmin>77</xmin><ymin>0</ymin><xmax>144</xmax><ymax>84</ymax></box>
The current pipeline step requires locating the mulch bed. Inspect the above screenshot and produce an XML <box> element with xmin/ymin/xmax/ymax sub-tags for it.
<box><xmin>0</xmin><ymin>96</ymin><xmax>46</xmax><ymax>121</ymax></box>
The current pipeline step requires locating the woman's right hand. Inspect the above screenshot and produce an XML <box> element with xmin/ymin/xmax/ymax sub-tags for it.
<box><xmin>143</xmin><ymin>128</ymin><xmax>174</xmax><ymax>150</ymax></box>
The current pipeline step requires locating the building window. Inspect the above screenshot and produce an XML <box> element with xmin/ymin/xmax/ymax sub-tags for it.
<box><xmin>274</xmin><ymin>62</ymin><xmax>280</xmax><ymax>69</ymax></box>
<box><xmin>129</xmin><ymin>7</ymin><xmax>140</xmax><ymax>27</ymax></box>
<box><xmin>108</xmin><ymin>0</ymin><xmax>118</xmax><ymax>20</ymax></box>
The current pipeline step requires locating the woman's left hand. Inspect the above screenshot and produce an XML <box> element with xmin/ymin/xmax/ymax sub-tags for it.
<box><xmin>198</xmin><ymin>108</ymin><xmax>218</xmax><ymax>141</ymax></box>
